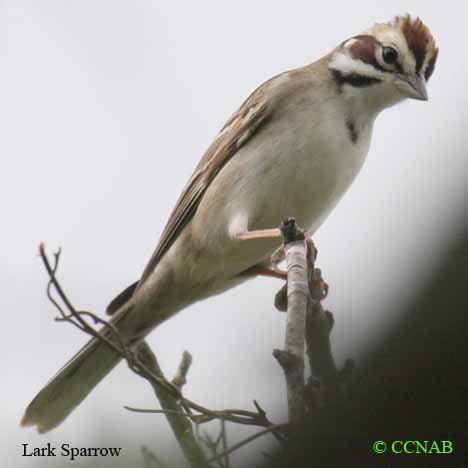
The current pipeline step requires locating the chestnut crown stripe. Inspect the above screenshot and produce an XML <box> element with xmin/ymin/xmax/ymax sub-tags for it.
<box><xmin>343</xmin><ymin>16</ymin><xmax>438</xmax><ymax>82</ymax></box>
<box><xmin>397</xmin><ymin>15</ymin><xmax>437</xmax><ymax>74</ymax></box>
<box><xmin>424</xmin><ymin>53</ymin><xmax>438</xmax><ymax>80</ymax></box>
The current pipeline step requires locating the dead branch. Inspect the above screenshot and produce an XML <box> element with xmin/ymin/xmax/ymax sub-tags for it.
<box><xmin>172</xmin><ymin>350</ymin><xmax>193</xmax><ymax>390</ymax></box>
<box><xmin>220</xmin><ymin>420</ymin><xmax>230</xmax><ymax>468</ymax></box>
<box><xmin>206</xmin><ymin>423</ymin><xmax>289</xmax><ymax>464</ymax></box>
<box><xmin>273</xmin><ymin>218</ymin><xmax>308</xmax><ymax>422</ymax></box>
<box><xmin>39</xmin><ymin>243</ymin><xmax>283</xmax><ymax>467</ymax></box>
<box><xmin>141</xmin><ymin>445</ymin><xmax>171</xmax><ymax>468</ymax></box>
<box><xmin>135</xmin><ymin>343</ymin><xmax>209</xmax><ymax>468</ymax></box>
<box><xmin>40</xmin><ymin>244</ymin><xmax>276</xmax><ymax>425</ymax></box>
<box><xmin>306</xmin><ymin>268</ymin><xmax>337</xmax><ymax>389</ymax></box>
<box><xmin>199</xmin><ymin>425</ymin><xmax>226</xmax><ymax>468</ymax></box>
<box><xmin>273</xmin><ymin>222</ymin><xmax>349</xmax><ymax>418</ymax></box>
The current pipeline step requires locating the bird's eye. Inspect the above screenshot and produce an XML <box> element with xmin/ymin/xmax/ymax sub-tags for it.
<box><xmin>382</xmin><ymin>46</ymin><xmax>398</xmax><ymax>65</ymax></box>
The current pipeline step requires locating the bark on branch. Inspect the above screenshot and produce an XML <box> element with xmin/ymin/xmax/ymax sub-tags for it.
<box><xmin>135</xmin><ymin>344</ymin><xmax>209</xmax><ymax>468</ymax></box>
<box><xmin>273</xmin><ymin>218</ymin><xmax>308</xmax><ymax>422</ymax></box>
<box><xmin>273</xmin><ymin>218</ymin><xmax>343</xmax><ymax>424</ymax></box>
<box><xmin>306</xmin><ymin>268</ymin><xmax>338</xmax><ymax>390</ymax></box>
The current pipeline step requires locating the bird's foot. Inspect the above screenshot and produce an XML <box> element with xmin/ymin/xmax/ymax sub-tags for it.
<box><xmin>242</xmin><ymin>264</ymin><xmax>287</xmax><ymax>280</ymax></box>
<box><xmin>271</xmin><ymin>232</ymin><xmax>317</xmax><ymax>266</ymax></box>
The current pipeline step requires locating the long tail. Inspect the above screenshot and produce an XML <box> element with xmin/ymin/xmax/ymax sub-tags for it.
<box><xmin>21</xmin><ymin>335</ymin><xmax>121</xmax><ymax>433</ymax></box>
<box><xmin>22</xmin><ymin>273</ymin><xmax>177</xmax><ymax>433</ymax></box>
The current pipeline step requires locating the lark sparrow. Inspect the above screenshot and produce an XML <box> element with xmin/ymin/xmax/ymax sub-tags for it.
<box><xmin>22</xmin><ymin>15</ymin><xmax>438</xmax><ymax>432</ymax></box>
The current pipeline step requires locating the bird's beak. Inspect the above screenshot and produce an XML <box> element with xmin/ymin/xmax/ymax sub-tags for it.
<box><xmin>395</xmin><ymin>74</ymin><xmax>428</xmax><ymax>101</ymax></box>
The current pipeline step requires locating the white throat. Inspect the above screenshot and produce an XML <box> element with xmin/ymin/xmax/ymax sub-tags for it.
<box><xmin>329</xmin><ymin>50</ymin><xmax>405</xmax><ymax>120</ymax></box>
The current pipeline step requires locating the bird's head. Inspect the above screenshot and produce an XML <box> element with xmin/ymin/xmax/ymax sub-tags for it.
<box><xmin>329</xmin><ymin>15</ymin><xmax>438</xmax><ymax>110</ymax></box>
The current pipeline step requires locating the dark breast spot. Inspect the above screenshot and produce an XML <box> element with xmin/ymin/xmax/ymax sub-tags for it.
<box><xmin>346</xmin><ymin>119</ymin><xmax>358</xmax><ymax>144</ymax></box>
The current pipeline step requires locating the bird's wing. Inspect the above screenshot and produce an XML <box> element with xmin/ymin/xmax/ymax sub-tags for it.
<box><xmin>138</xmin><ymin>86</ymin><xmax>276</xmax><ymax>291</ymax></box>
<box><xmin>106</xmin><ymin>86</ymin><xmax>271</xmax><ymax>315</ymax></box>
<box><xmin>136</xmin><ymin>91</ymin><xmax>270</xmax><ymax>287</ymax></box>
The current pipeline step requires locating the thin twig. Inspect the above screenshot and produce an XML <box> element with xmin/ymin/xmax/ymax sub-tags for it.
<box><xmin>39</xmin><ymin>243</ymin><xmax>286</xmax><ymax>466</ymax></box>
<box><xmin>141</xmin><ymin>445</ymin><xmax>171</xmax><ymax>468</ymax></box>
<box><xmin>124</xmin><ymin>405</ymin><xmax>275</xmax><ymax>428</ymax></box>
<box><xmin>206</xmin><ymin>423</ymin><xmax>289</xmax><ymax>464</ymax></box>
<box><xmin>220</xmin><ymin>419</ymin><xmax>230</xmax><ymax>468</ymax></box>
<box><xmin>125</xmin><ymin>407</ymin><xmax>196</xmax><ymax>418</ymax></box>
<box><xmin>40</xmin><ymin>245</ymin><xmax>272</xmax><ymax>427</ymax></box>
<box><xmin>172</xmin><ymin>351</ymin><xmax>193</xmax><ymax>390</ymax></box>
<box><xmin>200</xmin><ymin>431</ymin><xmax>225</xmax><ymax>468</ymax></box>
<box><xmin>136</xmin><ymin>342</ymin><xmax>209</xmax><ymax>468</ymax></box>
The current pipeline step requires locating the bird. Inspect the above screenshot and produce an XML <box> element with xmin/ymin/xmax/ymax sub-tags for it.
<box><xmin>22</xmin><ymin>15</ymin><xmax>438</xmax><ymax>433</ymax></box>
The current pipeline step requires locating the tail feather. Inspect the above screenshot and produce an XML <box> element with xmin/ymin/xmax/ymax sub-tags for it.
<box><xmin>21</xmin><ymin>337</ymin><xmax>121</xmax><ymax>433</ymax></box>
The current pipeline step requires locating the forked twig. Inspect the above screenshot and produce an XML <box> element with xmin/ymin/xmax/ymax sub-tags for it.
<box><xmin>39</xmin><ymin>243</ymin><xmax>284</xmax><ymax>467</ymax></box>
<box><xmin>206</xmin><ymin>423</ymin><xmax>289</xmax><ymax>464</ymax></box>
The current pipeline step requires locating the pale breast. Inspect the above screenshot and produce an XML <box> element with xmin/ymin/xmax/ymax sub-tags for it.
<box><xmin>190</xmin><ymin>85</ymin><xmax>375</xmax><ymax>284</ymax></box>
<box><xmin>233</xmin><ymin>103</ymin><xmax>372</xmax><ymax>231</ymax></box>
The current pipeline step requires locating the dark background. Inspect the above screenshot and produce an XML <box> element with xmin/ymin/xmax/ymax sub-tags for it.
<box><xmin>263</xmin><ymin>219</ymin><xmax>468</xmax><ymax>468</ymax></box>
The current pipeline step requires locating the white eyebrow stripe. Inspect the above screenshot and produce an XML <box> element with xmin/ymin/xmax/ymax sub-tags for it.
<box><xmin>343</xmin><ymin>38</ymin><xmax>359</xmax><ymax>49</ymax></box>
<box><xmin>329</xmin><ymin>51</ymin><xmax>385</xmax><ymax>79</ymax></box>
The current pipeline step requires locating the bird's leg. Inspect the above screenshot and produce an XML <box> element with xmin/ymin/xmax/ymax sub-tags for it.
<box><xmin>242</xmin><ymin>263</ymin><xmax>287</xmax><ymax>280</ymax></box>
<box><xmin>234</xmin><ymin>228</ymin><xmax>282</xmax><ymax>241</ymax></box>
<box><xmin>234</xmin><ymin>221</ymin><xmax>317</xmax><ymax>279</ymax></box>
<box><xmin>233</xmin><ymin>227</ymin><xmax>286</xmax><ymax>278</ymax></box>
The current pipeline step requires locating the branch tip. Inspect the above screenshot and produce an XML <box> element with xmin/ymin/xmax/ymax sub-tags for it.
<box><xmin>280</xmin><ymin>217</ymin><xmax>305</xmax><ymax>244</ymax></box>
